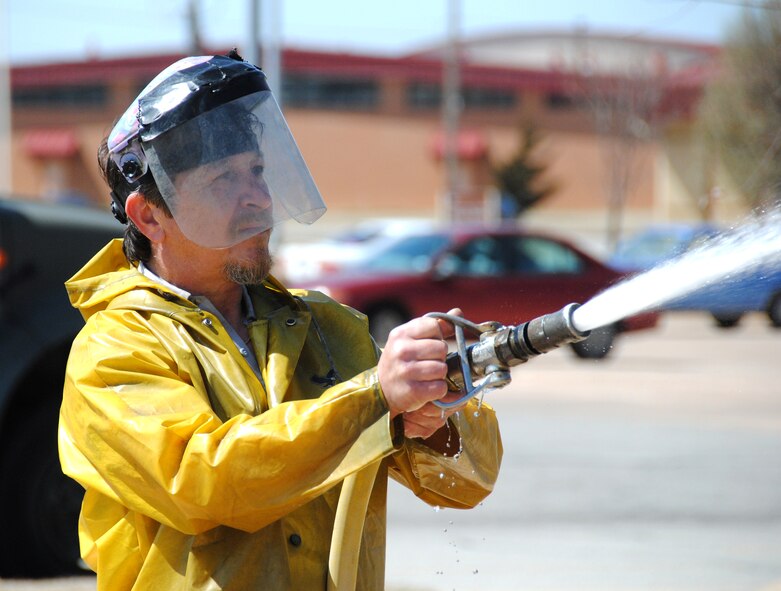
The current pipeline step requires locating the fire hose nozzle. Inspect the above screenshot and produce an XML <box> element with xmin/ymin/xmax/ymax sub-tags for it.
<box><xmin>507</xmin><ymin>302</ymin><xmax>590</xmax><ymax>362</ymax></box>
<box><xmin>426</xmin><ymin>303</ymin><xmax>590</xmax><ymax>408</ymax></box>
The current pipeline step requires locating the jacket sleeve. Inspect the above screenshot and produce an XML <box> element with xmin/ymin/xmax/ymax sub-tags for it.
<box><xmin>59</xmin><ymin>310</ymin><xmax>398</xmax><ymax>537</ymax></box>
<box><xmin>388</xmin><ymin>401</ymin><xmax>503</xmax><ymax>509</ymax></box>
<box><xmin>330</xmin><ymin>296</ymin><xmax>503</xmax><ymax>510</ymax></box>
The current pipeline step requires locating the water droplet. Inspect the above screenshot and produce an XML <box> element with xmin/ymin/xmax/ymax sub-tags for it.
<box><xmin>473</xmin><ymin>569</ymin><xmax>479</xmax><ymax>574</ymax></box>
<box><xmin>439</xmin><ymin>472</ymin><xmax>445</xmax><ymax>479</ymax></box>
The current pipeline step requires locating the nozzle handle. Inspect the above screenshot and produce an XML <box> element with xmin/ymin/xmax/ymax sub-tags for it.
<box><xmin>424</xmin><ymin>312</ymin><xmax>505</xmax><ymax>409</ymax></box>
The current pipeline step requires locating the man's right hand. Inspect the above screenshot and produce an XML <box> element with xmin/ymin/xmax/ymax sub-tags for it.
<box><xmin>377</xmin><ymin>311</ymin><xmax>467</xmax><ymax>439</ymax></box>
<box><xmin>377</xmin><ymin>315</ymin><xmax>451</xmax><ymax>419</ymax></box>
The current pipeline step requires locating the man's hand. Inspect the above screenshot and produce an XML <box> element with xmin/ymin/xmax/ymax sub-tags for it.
<box><xmin>377</xmin><ymin>309</ymin><xmax>467</xmax><ymax>439</ymax></box>
<box><xmin>397</xmin><ymin>391</ymin><xmax>467</xmax><ymax>440</ymax></box>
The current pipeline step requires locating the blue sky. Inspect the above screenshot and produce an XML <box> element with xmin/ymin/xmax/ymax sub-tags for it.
<box><xmin>5</xmin><ymin>0</ymin><xmax>744</xmax><ymax>65</ymax></box>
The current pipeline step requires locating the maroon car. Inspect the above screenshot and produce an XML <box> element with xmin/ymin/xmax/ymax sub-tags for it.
<box><xmin>295</xmin><ymin>225</ymin><xmax>658</xmax><ymax>359</ymax></box>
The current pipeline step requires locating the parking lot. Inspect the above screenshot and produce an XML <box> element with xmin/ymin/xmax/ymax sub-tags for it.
<box><xmin>386</xmin><ymin>311</ymin><xmax>781</xmax><ymax>591</ymax></box>
<box><xmin>2</xmin><ymin>311</ymin><xmax>780</xmax><ymax>591</ymax></box>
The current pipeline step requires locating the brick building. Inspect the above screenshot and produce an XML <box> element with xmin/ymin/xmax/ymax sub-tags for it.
<box><xmin>6</xmin><ymin>30</ymin><xmax>740</xmax><ymax>242</ymax></box>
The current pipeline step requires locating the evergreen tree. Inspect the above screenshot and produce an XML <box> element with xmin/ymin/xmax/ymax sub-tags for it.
<box><xmin>493</xmin><ymin>124</ymin><xmax>556</xmax><ymax>217</ymax></box>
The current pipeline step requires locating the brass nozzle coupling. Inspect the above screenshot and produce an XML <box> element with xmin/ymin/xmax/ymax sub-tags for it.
<box><xmin>437</xmin><ymin>304</ymin><xmax>591</xmax><ymax>403</ymax></box>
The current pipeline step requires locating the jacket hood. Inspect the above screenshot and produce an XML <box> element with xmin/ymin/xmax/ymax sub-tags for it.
<box><xmin>65</xmin><ymin>239</ymin><xmax>183</xmax><ymax>320</ymax></box>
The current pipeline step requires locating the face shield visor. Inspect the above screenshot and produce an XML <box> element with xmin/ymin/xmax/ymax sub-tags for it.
<box><xmin>140</xmin><ymin>90</ymin><xmax>325</xmax><ymax>249</ymax></box>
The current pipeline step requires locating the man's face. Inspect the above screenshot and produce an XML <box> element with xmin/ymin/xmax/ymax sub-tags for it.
<box><xmin>170</xmin><ymin>150</ymin><xmax>274</xmax><ymax>248</ymax></box>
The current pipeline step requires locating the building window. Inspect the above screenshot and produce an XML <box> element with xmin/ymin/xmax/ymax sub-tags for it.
<box><xmin>13</xmin><ymin>84</ymin><xmax>108</xmax><ymax>108</ymax></box>
<box><xmin>407</xmin><ymin>82</ymin><xmax>442</xmax><ymax>109</ymax></box>
<box><xmin>545</xmin><ymin>92</ymin><xmax>585</xmax><ymax>110</ymax></box>
<box><xmin>282</xmin><ymin>75</ymin><xmax>379</xmax><ymax>110</ymax></box>
<box><xmin>407</xmin><ymin>82</ymin><xmax>516</xmax><ymax>110</ymax></box>
<box><xmin>464</xmin><ymin>86</ymin><xmax>517</xmax><ymax>109</ymax></box>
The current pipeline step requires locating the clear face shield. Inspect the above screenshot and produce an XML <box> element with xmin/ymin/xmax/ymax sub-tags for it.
<box><xmin>141</xmin><ymin>91</ymin><xmax>325</xmax><ymax>249</ymax></box>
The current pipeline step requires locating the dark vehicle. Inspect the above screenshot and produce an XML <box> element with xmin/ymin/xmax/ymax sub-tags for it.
<box><xmin>665</xmin><ymin>262</ymin><xmax>781</xmax><ymax>328</ymax></box>
<box><xmin>0</xmin><ymin>197</ymin><xmax>120</xmax><ymax>577</ymax></box>
<box><xmin>611</xmin><ymin>223</ymin><xmax>781</xmax><ymax>328</ymax></box>
<box><xmin>298</xmin><ymin>225</ymin><xmax>658</xmax><ymax>358</ymax></box>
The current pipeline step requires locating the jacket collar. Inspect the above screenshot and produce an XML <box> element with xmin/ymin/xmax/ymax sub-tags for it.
<box><xmin>247</xmin><ymin>279</ymin><xmax>312</xmax><ymax>406</ymax></box>
<box><xmin>68</xmin><ymin>239</ymin><xmax>318</xmax><ymax>407</ymax></box>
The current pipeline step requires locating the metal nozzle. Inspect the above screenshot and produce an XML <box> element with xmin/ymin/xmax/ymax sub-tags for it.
<box><xmin>442</xmin><ymin>303</ymin><xmax>591</xmax><ymax>396</ymax></box>
<box><xmin>507</xmin><ymin>302</ymin><xmax>590</xmax><ymax>361</ymax></box>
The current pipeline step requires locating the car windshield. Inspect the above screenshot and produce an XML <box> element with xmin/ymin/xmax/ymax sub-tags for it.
<box><xmin>361</xmin><ymin>233</ymin><xmax>451</xmax><ymax>273</ymax></box>
<box><xmin>614</xmin><ymin>232</ymin><xmax>687</xmax><ymax>259</ymax></box>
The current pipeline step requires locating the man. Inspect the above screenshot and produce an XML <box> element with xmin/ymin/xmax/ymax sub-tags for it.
<box><xmin>59</xmin><ymin>51</ymin><xmax>502</xmax><ymax>591</ymax></box>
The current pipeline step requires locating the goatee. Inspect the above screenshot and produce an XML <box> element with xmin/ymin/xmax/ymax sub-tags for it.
<box><xmin>223</xmin><ymin>245</ymin><xmax>273</xmax><ymax>286</ymax></box>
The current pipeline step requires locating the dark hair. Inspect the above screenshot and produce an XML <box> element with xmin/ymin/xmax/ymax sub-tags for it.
<box><xmin>97</xmin><ymin>135</ymin><xmax>171</xmax><ymax>264</ymax></box>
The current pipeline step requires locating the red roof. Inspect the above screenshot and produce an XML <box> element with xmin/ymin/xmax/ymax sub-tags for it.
<box><xmin>8</xmin><ymin>48</ymin><xmax>637</xmax><ymax>95</ymax></box>
<box><xmin>9</xmin><ymin>43</ymin><xmax>719</xmax><ymax>114</ymax></box>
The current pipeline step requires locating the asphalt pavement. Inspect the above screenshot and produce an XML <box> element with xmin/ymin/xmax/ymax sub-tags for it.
<box><xmin>385</xmin><ymin>311</ymin><xmax>781</xmax><ymax>591</ymax></box>
<box><xmin>2</xmin><ymin>312</ymin><xmax>779</xmax><ymax>591</ymax></box>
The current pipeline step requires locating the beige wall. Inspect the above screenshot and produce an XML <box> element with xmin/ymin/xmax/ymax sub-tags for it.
<box><xmin>287</xmin><ymin>111</ymin><xmax>442</xmax><ymax>214</ymax></box>
<box><xmin>286</xmin><ymin>109</ymin><xmax>659</xmax><ymax>222</ymax></box>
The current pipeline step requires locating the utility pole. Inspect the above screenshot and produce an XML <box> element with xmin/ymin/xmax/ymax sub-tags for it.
<box><xmin>0</xmin><ymin>0</ymin><xmax>11</xmax><ymax>195</ymax></box>
<box><xmin>187</xmin><ymin>0</ymin><xmax>204</xmax><ymax>54</ymax></box>
<box><xmin>247</xmin><ymin>0</ymin><xmax>285</xmax><ymax>251</ymax></box>
<box><xmin>246</xmin><ymin>0</ymin><xmax>282</xmax><ymax>103</ymax></box>
<box><xmin>264</xmin><ymin>0</ymin><xmax>282</xmax><ymax>103</ymax></box>
<box><xmin>246</xmin><ymin>0</ymin><xmax>261</xmax><ymax>67</ymax></box>
<box><xmin>442</xmin><ymin>0</ymin><xmax>462</xmax><ymax>221</ymax></box>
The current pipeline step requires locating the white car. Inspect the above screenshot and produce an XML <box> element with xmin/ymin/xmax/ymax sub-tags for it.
<box><xmin>275</xmin><ymin>218</ymin><xmax>433</xmax><ymax>285</ymax></box>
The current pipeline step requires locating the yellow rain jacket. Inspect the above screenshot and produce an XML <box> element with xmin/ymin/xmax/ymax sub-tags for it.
<box><xmin>59</xmin><ymin>239</ymin><xmax>503</xmax><ymax>591</ymax></box>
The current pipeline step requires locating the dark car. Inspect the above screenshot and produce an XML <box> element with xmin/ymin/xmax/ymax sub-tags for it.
<box><xmin>0</xmin><ymin>197</ymin><xmax>121</xmax><ymax>577</ymax></box>
<box><xmin>297</xmin><ymin>225</ymin><xmax>658</xmax><ymax>359</ymax></box>
<box><xmin>610</xmin><ymin>223</ymin><xmax>781</xmax><ymax>328</ymax></box>
<box><xmin>665</xmin><ymin>260</ymin><xmax>781</xmax><ymax>328</ymax></box>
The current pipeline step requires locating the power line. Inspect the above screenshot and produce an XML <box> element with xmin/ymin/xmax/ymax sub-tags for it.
<box><xmin>666</xmin><ymin>0</ymin><xmax>781</xmax><ymax>10</ymax></box>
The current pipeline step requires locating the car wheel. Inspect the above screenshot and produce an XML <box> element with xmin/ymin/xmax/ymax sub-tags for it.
<box><xmin>712</xmin><ymin>312</ymin><xmax>742</xmax><ymax>328</ymax></box>
<box><xmin>570</xmin><ymin>324</ymin><xmax>617</xmax><ymax>360</ymax></box>
<box><xmin>368</xmin><ymin>306</ymin><xmax>408</xmax><ymax>345</ymax></box>
<box><xmin>0</xmin><ymin>401</ymin><xmax>84</xmax><ymax>577</ymax></box>
<box><xmin>768</xmin><ymin>293</ymin><xmax>781</xmax><ymax>327</ymax></box>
